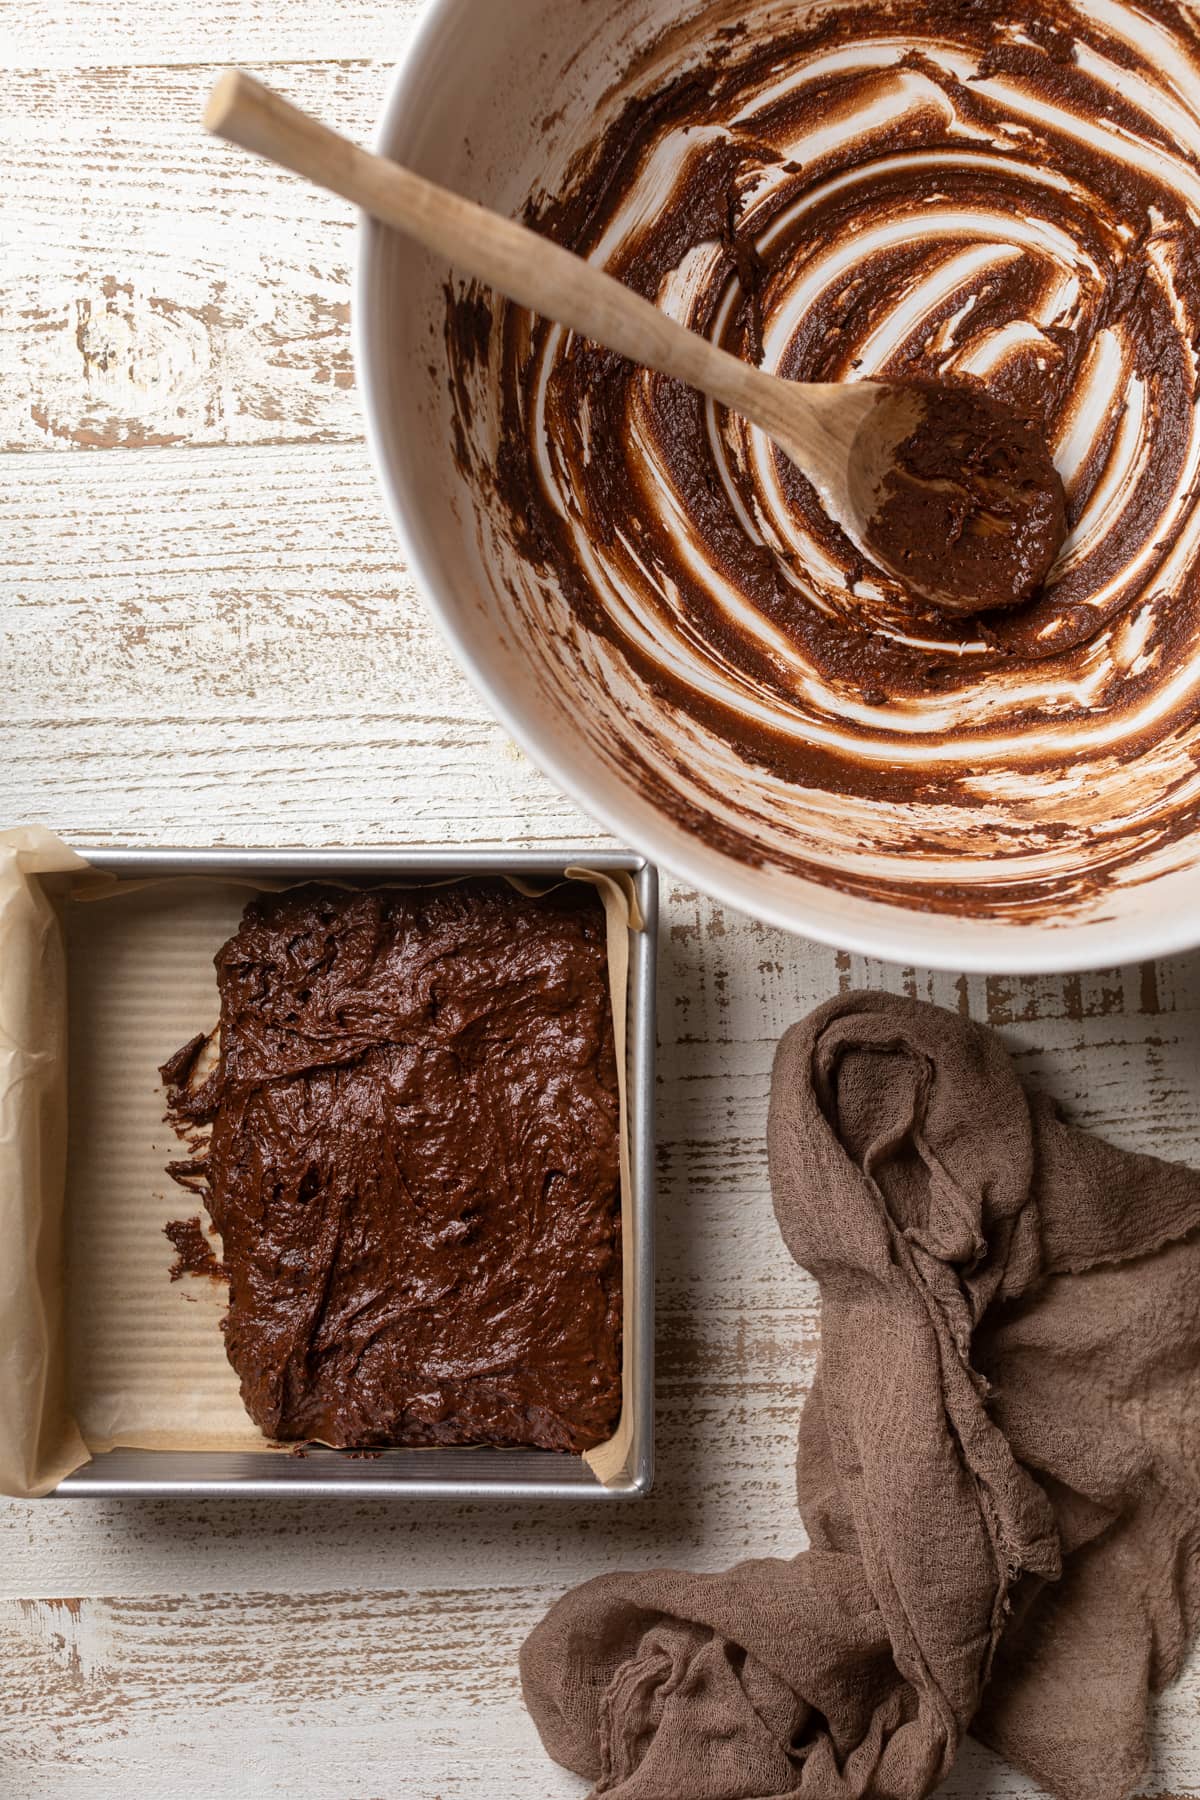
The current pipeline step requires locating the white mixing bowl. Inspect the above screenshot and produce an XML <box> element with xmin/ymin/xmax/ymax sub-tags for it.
<box><xmin>354</xmin><ymin>0</ymin><xmax>1200</xmax><ymax>972</ymax></box>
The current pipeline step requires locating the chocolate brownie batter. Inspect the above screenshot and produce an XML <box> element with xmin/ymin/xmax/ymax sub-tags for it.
<box><xmin>164</xmin><ymin>1215</ymin><xmax>227</xmax><ymax>1284</ymax></box>
<box><xmin>865</xmin><ymin>383</ymin><xmax>1067</xmax><ymax>615</ymax></box>
<box><xmin>161</xmin><ymin>882</ymin><xmax>622</xmax><ymax>1452</ymax></box>
<box><xmin>445</xmin><ymin>0</ymin><xmax>1200</xmax><ymax>919</ymax></box>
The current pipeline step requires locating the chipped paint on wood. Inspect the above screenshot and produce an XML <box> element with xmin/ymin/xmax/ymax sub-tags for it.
<box><xmin>1</xmin><ymin>63</ymin><xmax>390</xmax><ymax>454</ymax></box>
<box><xmin>4</xmin><ymin>1</ymin><xmax>426</xmax><ymax>69</ymax></box>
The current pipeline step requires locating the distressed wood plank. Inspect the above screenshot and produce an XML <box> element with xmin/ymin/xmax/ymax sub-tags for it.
<box><xmin>1</xmin><ymin>1587</ymin><xmax>559</xmax><ymax>1800</ymax></box>
<box><xmin>2</xmin><ymin>1</ymin><xmax>425</xmax><ymax>69</ymax></box>
<box><xmin>2</xmin><ymin>62</ymin><xmax>393</xmax><ymax>453</ymax></box>
<box><xmin>0</xmin><ymin>438</ymin><xmax>596</xmax><ymax>840</ymax></box>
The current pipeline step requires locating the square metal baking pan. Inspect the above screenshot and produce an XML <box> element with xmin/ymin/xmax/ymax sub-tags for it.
<box><xmin>52</xmin><ymin>846</ymin><xmax>656</xmax><ymax>1501</ymax></box>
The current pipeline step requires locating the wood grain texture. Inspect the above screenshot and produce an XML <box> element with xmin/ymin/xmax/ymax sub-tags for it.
<box><xmin>3</xmin><ymin>1</ymin><xmax>425</xmax><ymax>68</ymax></box>
<box><xmin>2</xmin><ymin>63</ymin><xmax>387</xmax><ymax>453</ymax></box>
<box><xmin>3</xmin><ymin>2</ymin><xmax>1200</xmax><ymax>1797</ymax></box>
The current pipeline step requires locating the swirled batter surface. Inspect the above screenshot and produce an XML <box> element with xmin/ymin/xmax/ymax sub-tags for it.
<box><xmin>162</xmin><ymin>883</ymin><xmax>622</xmax><ymax>1452</ymax></box>
<box><xmin>448</xmin><ymin>0</ymin><xmax>1200</xmax><ymax>916</ymax></box>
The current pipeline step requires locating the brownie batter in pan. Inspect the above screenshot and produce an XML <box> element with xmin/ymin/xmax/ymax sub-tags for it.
<box><xmin>162</xmin><ymin>881</ymin><xmax>622</xmax><ymax>1453</ymax></box>
<box><xmin>446</xmin><ymin>0</ymin><xmax>1200</xmax><ymax>918</ymax></box>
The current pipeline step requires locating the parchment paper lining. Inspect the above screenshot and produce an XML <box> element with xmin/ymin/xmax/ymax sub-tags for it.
<box><xmin>0</xmin><ymin>830</ymin><xmax>641</xmax><ymax>1497</ymax></box>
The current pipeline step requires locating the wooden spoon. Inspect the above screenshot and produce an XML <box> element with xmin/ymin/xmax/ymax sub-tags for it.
<box><xmin>205</xmin><ymin>70</ymin><xmax>1066</xmax><ymax>617</ymax></box>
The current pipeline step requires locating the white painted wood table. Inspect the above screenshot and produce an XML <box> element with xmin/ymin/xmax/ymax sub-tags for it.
<box><xmin>2</xmin><ymin>5</ymin><xmax>1198</xmax><ymax>1796</ymax></box>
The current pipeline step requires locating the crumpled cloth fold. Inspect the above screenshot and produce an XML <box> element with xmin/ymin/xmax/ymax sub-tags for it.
<box><xmin>521</xmin><ymin>991</ymin><xmax>1200</xmax><ymax>1800</ymax></box>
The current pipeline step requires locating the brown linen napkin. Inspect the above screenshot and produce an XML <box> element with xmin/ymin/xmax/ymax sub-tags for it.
<box><xmin>521</xmin><ymin>990</ymin><xmax>1200</xmax><ymax>1800</ymax></box>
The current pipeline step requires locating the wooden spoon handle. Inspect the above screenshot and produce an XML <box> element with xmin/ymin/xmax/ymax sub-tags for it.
<box><xmin>205</xmin><ymin>71</ymin><xmax>832</xmax><ymax>446</ymax></box>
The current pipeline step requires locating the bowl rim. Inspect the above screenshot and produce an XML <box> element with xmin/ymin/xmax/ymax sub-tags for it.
<box><xmin>351</xmin><ymin>6</ymin><xmax>1200</xmax><ymax>976</ymax></box>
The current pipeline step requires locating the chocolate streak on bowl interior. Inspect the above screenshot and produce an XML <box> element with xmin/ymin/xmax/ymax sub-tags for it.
<box><xmin>443</xmin><ymin>0</ymin><xmax>1200</xmax><ymax>921</ymax></box>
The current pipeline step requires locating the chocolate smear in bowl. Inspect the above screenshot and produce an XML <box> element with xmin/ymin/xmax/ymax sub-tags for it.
<box><xmin>863</xmin><ymin>381</ymin><xmax>1068</xmax><ymax>615</ymax></box>
<box><xmin>447</xmin><ymin>0</ymin><xmax>1200</xmax><ymax>919</ymax></box>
